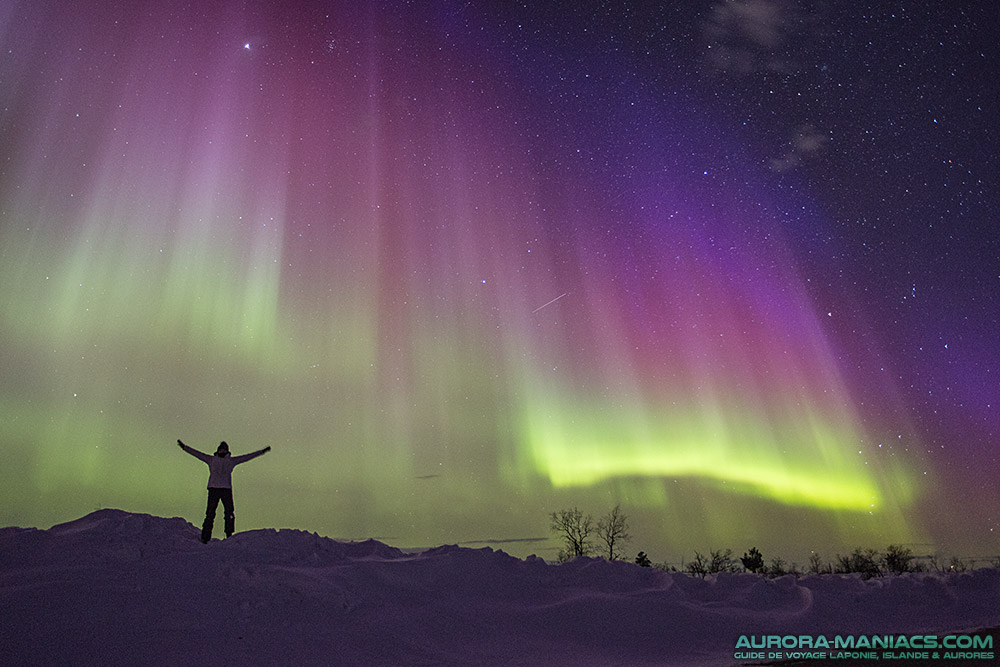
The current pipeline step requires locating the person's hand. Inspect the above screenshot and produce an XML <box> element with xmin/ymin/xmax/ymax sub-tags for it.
<box><xmin>177</xmin><ymin>439</ymin><xmax>185</xmax><ymax>448</ymax></box>
<box><xmin>264</xmin><ymin>446</ymin><xmax>272</xmax><ymax>453</ymax></box>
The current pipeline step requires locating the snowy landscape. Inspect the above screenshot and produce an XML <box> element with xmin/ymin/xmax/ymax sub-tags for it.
<box><xmin>2</xmin><ymin>509</ymin><xmax>998</xmax><ymax>666</ymax></box>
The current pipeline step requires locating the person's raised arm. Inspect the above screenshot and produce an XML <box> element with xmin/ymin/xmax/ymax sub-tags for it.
<box><xmin>177</xmin><ymin>439</ymin><xmax>212</xmax><ymax>463</ymax></box>
<box><xmin>232</xmin><ymin>446</ymin><xmax>271</xmax><ymax>465</ymax></box>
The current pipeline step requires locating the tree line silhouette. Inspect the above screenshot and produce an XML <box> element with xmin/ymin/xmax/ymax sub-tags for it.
<box><xmin>549</xmin><ymin>506</ymin><xmax>999</xmax><ymax>578</ymax></box>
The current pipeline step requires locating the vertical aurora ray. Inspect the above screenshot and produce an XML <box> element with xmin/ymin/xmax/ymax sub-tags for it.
<box><xmin>0</xmin><ymin>0</ymin><xmax>950</xmax><ymax>559</ymax></box>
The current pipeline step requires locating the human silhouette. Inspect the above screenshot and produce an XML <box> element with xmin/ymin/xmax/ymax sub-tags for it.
<box><xmin>177</xmin><ymin>439</ymin><xmax>271</xmax><ymax>543</ymax></box>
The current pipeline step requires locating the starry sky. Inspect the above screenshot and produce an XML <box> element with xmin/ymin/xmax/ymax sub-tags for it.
<box><xmin>1</xmin><ymin>0</ymin><xmax>996</xmax><ymax>563</ymax></box>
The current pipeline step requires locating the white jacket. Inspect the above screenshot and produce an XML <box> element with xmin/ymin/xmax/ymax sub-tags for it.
<box><xmin>180</xmin><ymin>443</ymin><xmax>268</xmax><ymax>489</ymax></box>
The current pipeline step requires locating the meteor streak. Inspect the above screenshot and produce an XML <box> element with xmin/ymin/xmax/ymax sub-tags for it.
<box><xmin>532</xmin><ymin>292</ymin><xmax>568</xmax><ymax>313</ymax></box>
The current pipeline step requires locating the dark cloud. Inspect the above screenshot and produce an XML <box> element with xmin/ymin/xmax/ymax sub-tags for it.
<box><xmin>703</xmin><ymin>0</ymin><xmax>799</xmax><ymax>74</ymax></box>
<box><xmin>459</xmin><ymin>537</ymin><xmax>549</xmax><ymax>546</ymax></box>
<box><xmin>770</xmin><ymin>123</ymin><xmax>830</xmax><ymax>172</ymax></box>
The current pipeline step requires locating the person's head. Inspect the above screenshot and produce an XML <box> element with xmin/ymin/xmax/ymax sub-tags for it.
<box><xmin>215</xmin><ymin>441</ymin><xmax>230</xmax><ymax>457</ymax></box>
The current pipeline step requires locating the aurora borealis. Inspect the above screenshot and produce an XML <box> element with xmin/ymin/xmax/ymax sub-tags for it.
<box><xmin>1</xmin><ymin>1</ymin><xmax>996</xmax><ymax>562</ymax></box>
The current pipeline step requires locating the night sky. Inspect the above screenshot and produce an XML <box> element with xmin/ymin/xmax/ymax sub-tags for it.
<box><xmin>1</xmin><ymin>0</ymin><xmax>996</xmax><ymax>563</ymax></box>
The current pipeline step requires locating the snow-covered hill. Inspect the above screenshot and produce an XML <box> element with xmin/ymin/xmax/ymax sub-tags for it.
<box><xmin>1</xmin><ymin>510</ymin><xmax>997</xmax><ymax>666</ymax></box>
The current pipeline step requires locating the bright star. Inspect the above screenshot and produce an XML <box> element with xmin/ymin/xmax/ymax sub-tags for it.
<box><xmin>244</xmin><ymin>42</ymin><xmax>251</xmax><ymax>50</ymax></box>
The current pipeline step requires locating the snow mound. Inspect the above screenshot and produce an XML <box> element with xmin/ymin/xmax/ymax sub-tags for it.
<box><xmin>1</xmin><ymin>510</ymin><xmax>997</xmax><ymax>666</ymax></box>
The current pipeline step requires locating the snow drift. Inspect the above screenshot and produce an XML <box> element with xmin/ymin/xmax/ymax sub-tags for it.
<box><xmin>1</xmin><ymin>509</ymin><xmax>997</xmax><ymax>666</ymax></box>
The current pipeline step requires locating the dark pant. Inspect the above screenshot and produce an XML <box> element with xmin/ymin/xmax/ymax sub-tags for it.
<box><xmin>202</xmin><ymin>487</ymin><xmax>235</xmax><ymax>543</ymax></box>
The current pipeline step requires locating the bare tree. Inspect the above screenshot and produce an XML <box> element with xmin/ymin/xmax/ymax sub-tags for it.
<box><xmin>550</xmin><ymin>507</ymin><xmax>594</xmax><ymax>562</ymax></box>
<box><xmin>597</xmin><ymin>504</ymin><xmax>631</xmax><ymax>561</ymax></box>
<box><xmin>687</xmin><ymin>551</ymin><xmax>709</xmax><ymax>578</ymax></box>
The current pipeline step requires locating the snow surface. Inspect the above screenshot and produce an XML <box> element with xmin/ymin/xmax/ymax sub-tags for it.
<box><xmin>1</xmin><ymin>509</ymin><xmax>998</xmax><ymax>666</ymax></box>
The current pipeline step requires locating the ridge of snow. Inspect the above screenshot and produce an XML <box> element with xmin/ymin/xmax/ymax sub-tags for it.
<box><xmin>2</xmin><ymin>510</ymin><xmax>998</xmax><ymax>666</ymax></box>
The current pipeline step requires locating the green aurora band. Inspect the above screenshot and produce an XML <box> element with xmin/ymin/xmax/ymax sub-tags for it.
<box><xmin>0</xmin><ymin>0</ymin><xmax>939</xmax><ymax>561</ymax></box>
